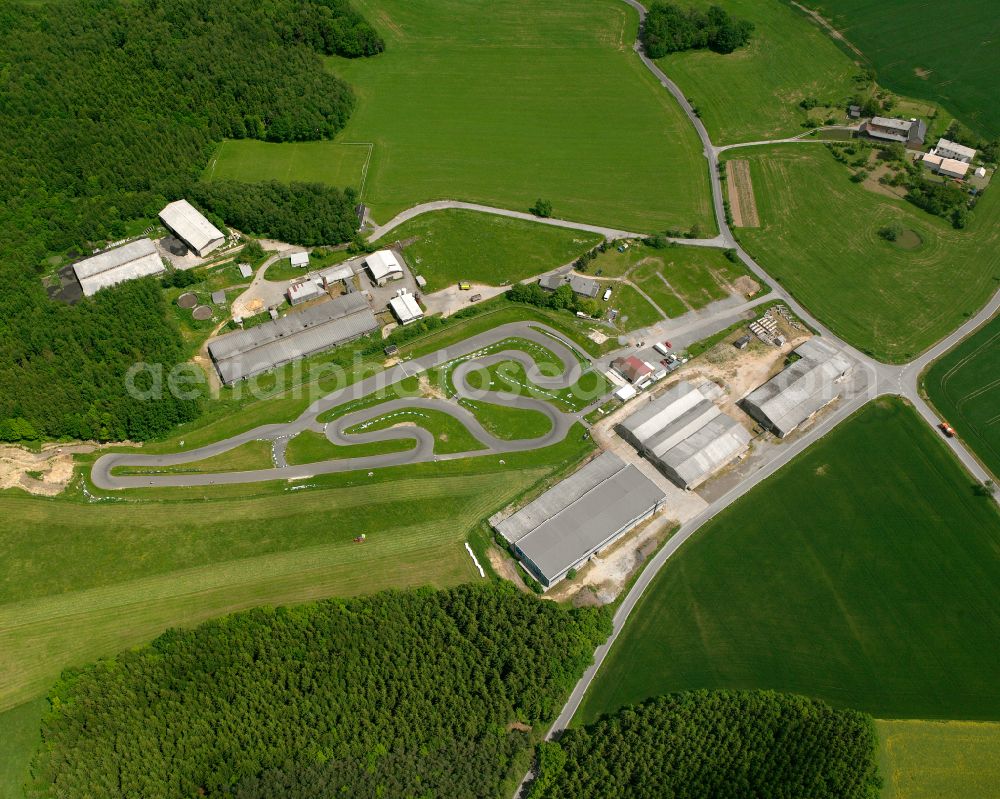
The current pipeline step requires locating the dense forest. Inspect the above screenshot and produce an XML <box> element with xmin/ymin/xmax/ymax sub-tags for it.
<box><xmin>192</xmin><ymin>181</ymin><xmax>361</xmax><ymax>245</ymax></box>
<box><xmin>0</xmin><ymin>0</ymin><xmax>381</xmax><ymax>442</ymax></box>
<box><xmin>28</xmin><ymin>584</ymin><xmax>611</xmax><ymax>799</ymax></box>
<box><xmin>530</xmin><ymin>691</ymin><xmax>881</xmax><ymax>799</ymax></box>
<box><xmin>642</xmin><ymin>3</ymin><xmax>754</xmax><ymax>57</ymax></box>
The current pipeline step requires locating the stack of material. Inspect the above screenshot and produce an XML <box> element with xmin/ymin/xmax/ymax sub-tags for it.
<box><xmin>208</xmin><ymin>293</ymin><xmax>378</xmax><ymax>384</ymax></box>
<box><xmin>617</xmin><ymin>381</ymin><xmax>750</xmax><ymax>489</ymax></box>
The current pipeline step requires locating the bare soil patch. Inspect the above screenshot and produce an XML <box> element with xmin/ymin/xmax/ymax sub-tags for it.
<box><xmin>1</xmin><ymin>442</ymin><xmax>135</xmax><ymax>496</ymax></box>
<box><xmin>727</xmin><ymin>160</ymin><xmax>760</xmax><ymax>227</ymax></box>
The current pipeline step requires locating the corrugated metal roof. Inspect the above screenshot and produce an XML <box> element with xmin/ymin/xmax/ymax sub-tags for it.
<box><xmin>290</xmin><ymin>252</ymin><xmax>309</xmax><ymax>267</ymax></box>
<box><xmin>238</xmin><ymin>263</ymin><xmax>253</xmax><ymax>279</ymax></box>
<box><xmin>743</xmin><ymin>338</ymin><xmax>852</xmax><ymax>436</ymax></box>
<box><xmin>320</xmin><ymin>265</ymin><xmax>354</xmax><ymax>284</ymax></box>
<box><xmin>495</xmin><ymin>452</ymin><xmax>666</xmax><ymax>584</ymax></box>
<box><xmin>389</xmin><ymin>293</ymin><xmax>423</xmax><ymax>323</ymax></box>
<box><xmin>365</xmin><ymin>250</ymin><xmax>402</xmax><ymax>281</ymax></box>
<box><xmin>208</xmin><ymin>293</ymin><xmax>377</xmax><ymax>384</ymax></box>
<box><xmin>659</xmin><ymin>414</ymin><xmax>750</xmax><ymax>487</ymax></box>
<box><xmin>159</xmin><ymin>200</ymin><xmax>224</xmax><ymax>256</ymax></box>
<box><xmin>73</xmin><ymin>238</ymin><xmax>165</xmax><ymax>296</ymax></box>
<box><xmin>618</xmin><ymin>382</ymin><xmax>701</xmax><ymax>442</ymax></box>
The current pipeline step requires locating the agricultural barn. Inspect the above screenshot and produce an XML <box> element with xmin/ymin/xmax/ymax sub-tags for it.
<box><xmin>159</xmin><ymin>199</ymin><xmax>225</xmax><ymax>258</ymax></box>
<box><xmin>617</xmin><ymin>381</ymin><xmax>750</xmax><ymax>489</ymax></box>
<box><xmin>538</xmin><ymin>273</ymin><xmax>600</xmax><ymax>298</ymax></box>
<box><xmin>921</xmin><ymin>153</ymin><xmax>970</xmax><ymax>179</ymax></box>
<box><xmin>72</xmin><ymin>238</ymin><xmax>165</xmax><ymax>297</ymax></box>
<box><xmin>320</xmin><ymin>265</ymin><xmax>354</xmax><ymax>288</ymax></box>
<box><xmin>365</xmin><ymin>250</ymin><xmax>404</xmax><ymax>286</ymax></box>
<box><xmin>287</xmin><ymin>280</ymin><xmax>323</xmax><ymax>306</ymax></box>
<box><xmin>862</xmin><ymin>116</ymin><xmax>926</xmax><ymax>146</ymax></box>
<box><xmin>932</xmin><ymin>138</ymin><xmax>976</xmax><ymax>163</ymax></box>
<box><xmin>290</xmin><ymin>251</ymin><xmax>310</xmax><ymax>268</ymax></box>
<box><xmin>389</xmin><ymin>291</ymin><xmax>423</xmax><ymax>325</ymax></box>
<box><xmin>491</xmin><ymin>452</ymin><xmax>666</xmax><ymax>588</ymax></box>
<box><xmin>238</xmin><ymin>263</ymin><xmax>253</xmax><ymax>279</ymax></box>
<box><xmin>207</xmin><ymin>293</ymin><xmax>378</xmax><ymax>385</ymax></box>
<box><xmin>741</xmin><ymin>337</ymin><xmax>852</xmax><ymax>438</ymax></box>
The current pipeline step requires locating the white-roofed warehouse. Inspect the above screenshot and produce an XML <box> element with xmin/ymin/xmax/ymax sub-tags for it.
<box><xmin>159</xmin><ymin>199</ymin><xmax>225</xmax><ymax>257</ymax></box>
<box><xmin>364</xmin><ymin>250</ymin><xmax>404</xmax><ymax>285</ymax></box>
<box><xmin>72</xmin><ymin>238</ymin><xmax>165</xmax><ymax>297</ymax></box>
<box><xmin>491</xmin><ymin>452</ymin><xmax>666</xmax><ymax>588</ymax></box>
<box><xmin>741</xmin><ymin>337</ymin><xmax>852</xmax><ymax>437</ymax></box>
<box><xmin>617</xmin><ymin>381</ymin><xmax>750</xmax><ymax>489</ymax></box>
<box><xmin>208</xmin><ymin>293</ymin><xmax>377</xmax><ymax>385</ymax></box>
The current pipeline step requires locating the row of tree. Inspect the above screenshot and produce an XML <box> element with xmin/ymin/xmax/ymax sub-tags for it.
<box><xmin>29</xmin><ymin>584</ymin><xmax>611</xmax><ymax>799</ymax></box>
<box><xmin>530</xmin><ymin>690</ymin><xmax>881</xmax><ymax>799</ymax></box>
<box><xmin>190</xmin><ymin>182</ymin><xmax>361</xmax><ymax>246</ymax></box>
<box><xmin>642</xmin><ymin>3</ymin><xmax>754</xmax><ymax>58</ymax></box>
<box><xmin>507</xmin><ymin>282</ymin><xmax>601</xmax><ymax>318</ymax></box>
<box><xmin>0</xmin><ymin>0</ymin><xmax>381</xmax><ymax>442</ymax></box>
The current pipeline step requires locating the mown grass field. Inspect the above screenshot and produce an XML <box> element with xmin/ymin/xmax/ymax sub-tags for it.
<box><xmin>347</xmin><ymin>407</ymin><xmax>487</xmax><ymax>454</ymax></box>
<box><xmin>602</xmin><ymin>281</ymin><xmax>663</xmax><ymax>330</ymax></box>
<box><xmin>0</xmin><ymin>698</ymin><xmax>44</xmax><ymax>799</ymax></box>
<box><xmin>733</xmin><ymin>145</ymin><xmax>1000</xmax><ymax>362</ymax></box>
<box><xmin>459</xmin><ymin>399</ymin><xmax>553</xmax><ymax>441</ymax></box>
<box><xmin>579</xmin><ymin>399</ymin><xmax>1000</xmax><ymax>724</ymax></box>
<box><xmin>284</xmin><ymin>428</ymin><xmax>415</xmax><ymax>464</ymax></box>
<box><xmin>799</xmin><ymin>0</ymin><xmax>1000</xmax><ymax>138</ymax></box>
<box><xmin>203</xmin><ymin>139</ymin><xmax>371</xmax><ymax>189</ymax></box>
<box><xmin>328</xmin><ymin>0</ymin><xmax>713</xmax><ymax>232</ymax></box>
<box><xmin>924</xmin><ymin>312</ymin><xmax>1000</xmax><ymax>478</ymax></box>
<box><xmin>0</xmin><ymin>429</ymin><xmax>592</xmax><ymax>712</ymax></box>
<box><xmin>657</xmin><ymin>0</ymin><xmax>857</xmax><ymax>143</ymax></box>
<box><xmin>878</xmin><ymin>719</ymin><xmax>1000</xmax><ymax>799</ymax></box>
<box><xmin>112</xmin><ymin>439</ymin><xmax>274</xmax><ymax>476</ymax></box>
<box><xmin>384</xmin><ymin>210</ymin><xmax>602</xmax><ymax>292</ymax></box>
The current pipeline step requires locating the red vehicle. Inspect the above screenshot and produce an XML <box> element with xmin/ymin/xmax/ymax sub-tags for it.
<box><xmin>939</xmin><ymin>422</ymin><xmax>956</xmax><ymax>438</ymax></box>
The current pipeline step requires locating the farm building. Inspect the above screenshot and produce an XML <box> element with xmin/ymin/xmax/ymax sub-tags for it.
<box><xmin>158</xmin><ymin>200</ymin><xmax>225</xmax><ymax>258</ymax></box>
<box><xmin>611</xmin><ymin>355</ymin><xmax>654</xmax><ymax>386</ymax></box>
<box><xmin>365</xmin><ymin>250</ymin><xmax>404</xmax><ymax>285</ymax></box>
<box><xmin>848</xmin><ymin>104</ymin><xmax>861</xmax><ymax>118</ymax></box>
<box><xmin>238</xmin><ymin>263</ymin><xmax>253</xmax><ymax>279</ymax></box>
<box><xmin>932</xmin><ymin>138</ymin><xmax>976</xmax><ymax>163</ymax></box>
<box><xmin>862</xmin><ymin>116</ymin><xmax>926</xmax><ymax>146</ymax></box>
<box><xmin>72</xmin><ymin>238</ymin><xmax>165</xmax><ymax>297</ymax></box>
<box><xmin>211</xmin><ymin>290</ymin><xmax>226</xmax><ymax>306</ymax></box>
<box><xmin>491</xmin><ymin>452</ymin><xmax>666</xmax><ymax>588</ymax></box>
<box><xmin>741</xmin><ymin>337</ymin><xmax>852</xmax><ymax>438</ymax></box>
<box><xmin>617</xmin><ymin>381</ymin><xmax>750</xmax><ymax>489</ymax></box>
<box><xmin>538</xmin><ymin>273</ymin><xmax>600</xmax><ymax>298</ymax></box>
<box><xmin>389</xmin><ymin>291</ymin><xmax>424</xmax><ymax>325</ymax></box>
<box><xmin>290</xmin><ymin>251</ymin><xmax>309</xmax><ymax>268</ymax></box>
<box><xmin>319</xmin><ymin>265</ymin><xmax>354</xmax><ymax>289</ymax></box>
<box><xmin>287</xmin><ymin>280</ymin><xmax>323</xmax><ymax>306</ymax></box>
<box><xmin>207</xmin><ymin>293</ymin><xmax>378</xmax><ymax>385</ymax></box>
<box><xmin>921</xmin><ymin>153</ymin><xmax>970</xmax><ymax>179</ymax></box>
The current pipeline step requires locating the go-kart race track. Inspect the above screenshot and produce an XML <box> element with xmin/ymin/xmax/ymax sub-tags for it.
<box><xmin>91</xmin><ymin>323</ymin><xmax>597</xmax><ymax>489</ymax></box>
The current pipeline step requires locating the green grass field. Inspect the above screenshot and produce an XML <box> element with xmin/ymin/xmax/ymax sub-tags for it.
<box><xmin>0</xmin><ymin>429</ymin><xmax>592</xmax><ymax>712</ymax></box>
<box><xmin>112</xmin><ymin>439</ymin><xmax>274</xmax><ymax>476</ymax></box>
<box><xmin>878</xmin><ymin>719</ymin><xmax>1000</xmax><ymax>799</ymax></box>
<box><xmin>579</xmin><ymin>399</ymin><xmax>1000</xmax><ymax>724</ymax></box>
<box><xmin>924</xmin><ymin>312</ymin><xmax>1000</xmax><ymax>479</ymax></box>
<box><xmin>603</xmin><ymin>281</ymin><xmax>663</xmax><ymax>330</ymax></box>
<box><xmin>463</xmin><ymin>360</ymin><xmax>610</xmax><ymax>413</ymax></box>
<box><xmin>328</xmin><ymin>0</ymin><xmax>713</xmax><ymax>233</ymax></box>
<box><xmin>459</xmin><ymin>398</ymin><xmax>553</xmax><ymax>441</ymax></box>
<box><xmin>657</xmin><ymin>0</ymin><xmax>857</xmax><ymax>143</ymax></box>
<box><xmin>203</xmin><ymin>139</ymin><xmax>371</xmax><ymax>189</ymax></box>
<box><xmin>284</xmin><ymin>429</ymin><xmax>415</xmax><ymax>464</ymax></box>
<box><xmin>799</xmin><ymin>0</ymin><xmax>1000</xmax><ymax>138</ymax></box>
<box><xmin>733</xmin><ymin>145</ymin><xmax>1000</xmax><ymax>361</ymax></box>
<box><xmin>0</xmin><ymin>698</ymin><xmax>44</xmax><ymax>799</ymax></box>
<box><xmin>347</xmin><ymin>407</ymin><xmax>487</xmax><ymax>454</ymax></box>
<box><xmin>384</xmin><ymin>210</ymin><xmax>602</xmax><ymax>292</ymax></box>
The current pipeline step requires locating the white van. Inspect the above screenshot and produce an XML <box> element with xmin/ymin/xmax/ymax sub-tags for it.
<box><xmin>603</xmin><ymin>288</ymin><xmax>612</xmax><ymax>301</ymax></box>
<box><xmin>653</xmin><ymin>342</ymin><xmax>670</xmax><ymax>356</ymax></box>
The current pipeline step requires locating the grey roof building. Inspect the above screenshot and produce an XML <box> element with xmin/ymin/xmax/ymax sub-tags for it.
<box><xmin>863</xmin><ymin>116</ymin><xmax>927</xmax><ymax>146</ymax></box>
<box><xmin>493</xmin><ymin>452</ymin><xmax>666</xmax><ymax>588</ymax></box>
<box><xmin>159</xmin><ymin>200</ymin><xmax>225</xmax><ymax>257</ymax></box>
<box><xmin>211</xmin><ymin>290</ymin><xmax>227</xmax><ymax>305</ymax></box>
<box><xmin>741</xmin><ymin>337</ymin><xmax>853</xmax><ymax>437</ymax></box>
<box><xmin>72</xmin><ymin>238</ymin><xmax>165</xmax><ymax>297</ymax></box>
<box><xmin>618</xmin><ymin>381</ymin><xmax>750</xmax><ymax>489</ymax></box>
<box><xmin>538</xmin><ymin>273</ymin><xmax>601</xmax><ymax>298</ymax></box>
<box><xmin>208</xmin><ymin>293</ymin><xmax>378</xmax><ymax>385</ymax></box>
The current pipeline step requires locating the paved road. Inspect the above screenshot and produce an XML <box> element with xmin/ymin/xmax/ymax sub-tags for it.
<box><xmin>367</xmin><ymin>200</ymin><xmax>647</xmax><ymax>242</ymax></box>
<box><xmin>92</xmin><ymin>323</ymin><xmax>594</xmax><ymax>489</ymax></box>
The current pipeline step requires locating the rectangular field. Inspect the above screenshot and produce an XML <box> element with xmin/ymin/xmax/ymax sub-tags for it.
<box><xmin>878</xmin><ymin>719</ymin><xmax>1000</xmax><ymax>799</ymax></box>
<box><xmin>924</xmin><ymin>312</ymin><xmax>1000</xmax><ymax>479</ymax></box>
<box><xmin>799</xmin><ymin>0</ymin><xmax>1000</xmax><ymax>138</ymax></box>
<box><xmin>203</xmin><ymin>139</ymin><xmax>371</xmax><ymax>189</ymax></box>
<box><xmin>733</xmin><ymin>145</ymin><xmax>1000</xmax><ymax>361</ymax></box>
<box><xmin>726</xmin><ymin>159</ymin><xmax>759</xmax><ymax>227</ymax></box>
<box><xmin>578</xmin><ymin>399</ymin><xmax>1000</xmax><ymax>724</ymax></box>
<box><xmin>328</xmin><ymin>0</ymin><xmax>714</xmax><ymax>233</ymax></box>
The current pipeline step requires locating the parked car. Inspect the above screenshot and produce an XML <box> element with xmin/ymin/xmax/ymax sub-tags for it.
<box><xmin>458</xmin><ymin>282</ymin><xmax>471</xmax><ymax>290</ymax></box>
<box><xmin>603</xmin><ymin>288</ymin><xmax>612</xmax><ymax>301</ymax></box>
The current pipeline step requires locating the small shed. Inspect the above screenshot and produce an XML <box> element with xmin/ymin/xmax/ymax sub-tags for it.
<box><xmin>733</xmin><ymin>335</ymin><xmax>751</xmax><ymax>350</ymax></box>
<box><xmin>848</xmin><ymin>105</ymin><xmax>861</xmax><ymax>119</ymax></box>
<box><xmin>415</xmin><ymin>275</ymin><xmax>427</xmax><ymax>288</ymax></box>
<box><xmin>238</xmin><ymin>263</ymin><xmax>253</xmax><ymax>279</ymax></box>
<box><xmin>290</xmin><ymin>252</ymin><xmax>310</xmax><ymax>268</ymax></box>
<box><xmin>211</xmin><ymin>290</ymin><xmax>227</xmax><ymax>305</ymax></box>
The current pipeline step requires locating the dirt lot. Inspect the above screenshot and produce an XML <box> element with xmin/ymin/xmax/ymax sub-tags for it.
<box><xmin>0</xmin><ymin>442</ymin><xmax>118</xmax><ymax>496</ymax></box>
